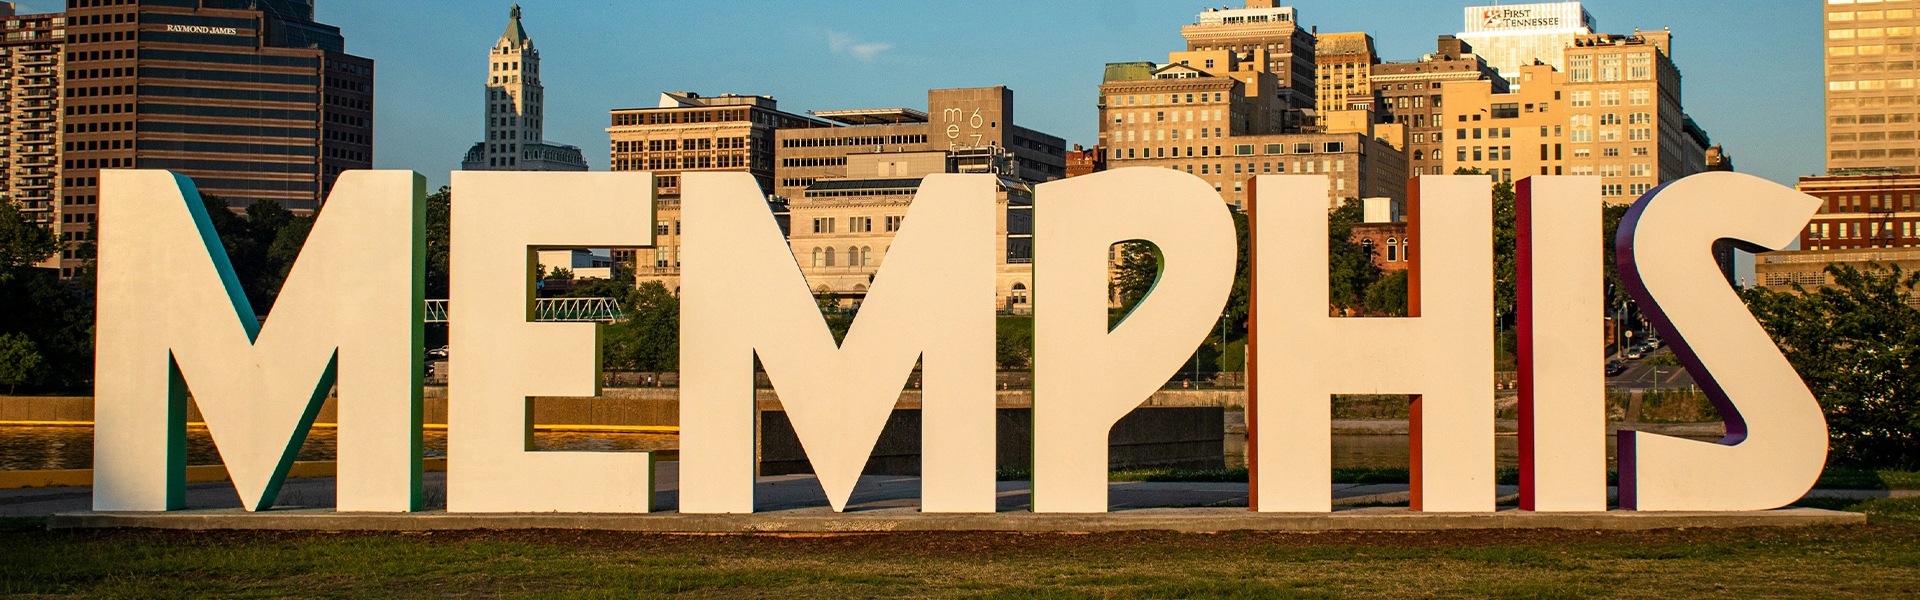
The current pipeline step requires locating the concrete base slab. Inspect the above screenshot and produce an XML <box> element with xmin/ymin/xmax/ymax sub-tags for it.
<box><xmin>46</xmin><ymin>507</ymin><xmax>1861</xmax><ymax>533</ymax></box>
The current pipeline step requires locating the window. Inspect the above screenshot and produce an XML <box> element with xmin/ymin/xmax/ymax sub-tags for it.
<box><xmin>1570</xmin><ymin>91</ymin><xmax>1592</xmax><ymax>107</ymax></box>
<box><xmin>1491</xmin><ymin>103</ymin><xmax>1519</xmax><ymax>119</ymax></box>
<box><xmin>812</xmin><ymin>247</ymin><xmax>824</xmax><ymax>267</ymax></box>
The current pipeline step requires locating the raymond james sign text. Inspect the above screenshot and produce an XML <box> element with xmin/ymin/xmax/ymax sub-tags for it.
<box><xmin>164</xmin><ymin>24</ymin><xmax>241</xmax><ymax>35</ymax></box>
<box><xmin>90</xmin><ymin>169</ymin><xmax>1827</xmax><ymax>516</ymax></box>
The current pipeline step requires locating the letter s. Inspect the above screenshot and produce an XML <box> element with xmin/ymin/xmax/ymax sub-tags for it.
<box><xmin>1615</xmin><ymin>172</ymin><xmax>1827</xmax><ymax>511</ymax></box>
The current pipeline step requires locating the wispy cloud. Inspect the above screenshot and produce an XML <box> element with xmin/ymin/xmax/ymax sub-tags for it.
<box><xmin>826</xmin><ymin>31</ymin><xmax>893</xmax><ymax>62</ymax></box>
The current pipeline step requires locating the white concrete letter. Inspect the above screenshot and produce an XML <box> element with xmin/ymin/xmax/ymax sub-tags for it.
<box><xmin>679</xmin><ymin>172</ymin><xmax>997</xmax><ymax>514</ymax></box>
<box><xmin>1516</xmin><ymin>176</ymin><xmax>1607</xmax><ymax>512</ymax></box>
<box><xmin>1032</xmin><ymin>168</ymin><xmax>1236</xmax><ymax>513</ymax></box>
<box><xmin>1615</xmin><ymin>172</ymin><xmax>1828</xmax><ymax>511</ymax></box>
<box><xmin>1250</xmin><ymin>175</ymin><xmax>1494</xmax><ymax>513</ymax></box>
<box><xmin>447</xmin><ymin>172</ymin><xmax>658</xmax><ymax>513</ymax></box>
<box><xmin>95</xmin><ymin>170</ymin><xmax>424</xmax><ymax>512</ymax></box>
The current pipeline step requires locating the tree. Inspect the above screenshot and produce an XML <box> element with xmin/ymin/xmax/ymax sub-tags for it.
<box><xmin>1110</xmin><ymin>241</ymin><xmax>1159</xmax><ymax>325</ymax></box>
<box><xmin>425</xmin><ymin>186</ymin><xmax>452</xmax><ymax>300</ymax></box>
<box><xmin>1364</xmin><ymin>270</ymin><xmax>1410</xmax><ymax>317</ymax></box>
<box><xmin>1327</xmin><ymin>198</ymin><xmax>1380</xmax><ymax>311</ymax></box>
<box><xmin>996</xmin><ymin>317</ymin><xmax>1034</xmax><ymax>370</ymax></box>
<box><xmin>197</xmin><ymin>196</ymin><xmax>316</xmax><ymax>315</ymax></box>
<box><xmin>0</xmin><ymin>201</ymin><xmax>92</xmax><ymax>388</ymax></box>
<box><xmin>0</xmin><ymin>200</ymin><xmax>59</xmax><ymax>276</ymax></box>
<box><xmin>609</xmin><ymin>282</ymin><xmax>681</xmax><ymax>372</ymax></box>
<box><xmin>548</xmin><ymin>267</ymin><xmax>574</xmax><ymax>281</ymax></box>
<box><xmin>1742</xmin><ymin>263</ymin><xmax>1920</xmax><ymax>469</ymax></box>
<box><xmin>0</xmin><ymin>332</ymin><xmax>44</xmax><ymax>394</ymax></box>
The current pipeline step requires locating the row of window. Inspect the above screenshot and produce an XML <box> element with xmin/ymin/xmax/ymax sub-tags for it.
<box><xmin>1566</xmin><ymin>90</ymin><xmax>1653</xmax><ymax>107</ymax></box>
<box><xmin>1115</xmin><ymin>141</ymin><xmax>1348</xmax><ymax>160</ymax></box>
<box><xmin>1832</xmin><ymin>148</ymin><xmax>1920</xmax><ymax>160</ymax></box>
<box><xmin>1830</xmin><ymin>78</ymin><xmax>1920</xmax><ymax>91</ymax></box>
<box><xmin>779</xmin><ymin>134</ymin><xmax>927</xmax><ymax>148</ymax></box>
<box><xmin>780</xmin><ymin>156</ymin><xmax>846</xmax><ymax>168</ymax></box>
<box><xmin>1831</xmin><ymin>26</ymin><xmax>1920</xmax><ymax>40</ymax></box>
<box><xmin>1112</xmin><ymin>92</ymin><xmax>1228</xmax><ymax>107</ymax></box>
<box><xmin>1830</xmin><ymin>61</ymin><xmax>1920</xmax><ymax>74</ymax></box>
<box><xmin>1833</xmin><ymin>130</ymin><xmax>1920</xmax><ymax>141</ymax></box>
<box><xmin>616</xmin><ymin>155</ymin><xmax>747</xmax><ymax>170</ymax></box>
<box><xmin>810</xmin><ymin>215</ymin><xmax>904</xmax><ymax>235</ymax></box>
<box><xmin>1832</xmin><ymin>112</ymin><xmax>1920</xmax><ymax>123</ymax></box>
<box><xmin>1114</xmin><ymin>127</ymin><xmax>1226</xmax><ymax>143</ymax></box>
<box><xmin>1822</xmin><ymin>193</ymin><xmax>1917</xmax><ymax>213</ymax></box>
<box><xmin>1114</xmin><ymin>108</ymin><xmax>1226</xmax><ymax>125</ymax></box>
<box><xmin>810</xmin><ymin>246</ymin><xmax>877</xmax><ymax>268</ymax></box>
<box><xmin>1807</xmin><ymin>221</ymin><xmax>1913</xmax><ymax>240</ymax></box>
<box><xmin>1826</xmin><ymin>43</ymin><xmax>1918</xmax><ymax>57</ymax></box>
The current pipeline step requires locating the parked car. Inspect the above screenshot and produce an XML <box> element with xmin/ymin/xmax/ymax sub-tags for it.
<box><xmin>1625</xmin><ymin>347</ymin><xmax>1646</xmax><ymax>360</ymax></box>
<box><xmin>1605</xmin><ymin>359</ymin><xmax>1628</xmax><ymax>377</ymax></box>
<box><xmin>427</xmin><ymin>346</ymin><xmax>450</xmax><ymax>360</ymax></box>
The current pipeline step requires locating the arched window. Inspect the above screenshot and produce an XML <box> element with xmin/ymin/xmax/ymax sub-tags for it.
<box><xmin>862</xmin><ymin>246</ymin><xmax>872</xmax><ymax>266</ymax></box>
<box><xmin>1010</xmin><ymin>282</ymin><xmax>1029</xmax><ymax>304</ymax></box>
<box><xmin>846</xmin><ymin>246</ymin><xmax>859</xmax><ymax>267</ymax></box>
<box><xmin>812</xmin><ymin>247</ymin><xmax>824</xmax><ymax>267</ymax></box>
<box><xmin>824</xmin><ymin>247</ymin><xmax>835</xmax><ymax>267</ymax></box>
<box><xmin>1413</xmin><ymin>150</ymin><xmax>1424</xmax><ymax>161</ymax></box>
<box><xmin>1386</xmin><ymin>238</ymin><xmax>1398</xmax><ymax>262</ymax></box>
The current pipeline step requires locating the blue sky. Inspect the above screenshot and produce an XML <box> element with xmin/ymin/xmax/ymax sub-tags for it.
<box><xmin>23</xmin><ymin>1</ymin><xmax>1828</xmax><ymax>190</ymax></box>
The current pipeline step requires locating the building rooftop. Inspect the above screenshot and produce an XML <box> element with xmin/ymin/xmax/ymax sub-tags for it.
<box><xmin>810</xmin><ymin>108</ymin><xmax>929</xmax><ymax>126</ymax></box>
<box><xmin>1193</xmin><ymin>5</ymin><xmax>1297</xmax><ymax>26</ymax></box>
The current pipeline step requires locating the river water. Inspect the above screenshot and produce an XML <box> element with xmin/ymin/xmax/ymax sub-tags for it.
<box><xmin>0</xmin><ymin>425</ymin><xmax>1693</xmax><ymax>473</ymax></box>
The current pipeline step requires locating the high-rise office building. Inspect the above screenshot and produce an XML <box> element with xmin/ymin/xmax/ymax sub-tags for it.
<box><xmin>460</xmin><ymin>5</ymin><xmax>585</xmax><ymax>172</ymax></box>
<box><xmin>55</xmin><ymin>0</ymin><xmax>375</xmax><ymax>277</ymax></box>
<box><xmin>1455</xmin><ymin>2</ymin><xmax>1596</xmax><ymax>83</ymax></box>
<box><xmin>1824</xmin><ymin>0</ymin><xmax>1920</xmax><ymax>175</ymax></box>
<box><xmin>0</xmin><ymin>4</ymin><xmax>66</xmax><ymax>240</ymax></box>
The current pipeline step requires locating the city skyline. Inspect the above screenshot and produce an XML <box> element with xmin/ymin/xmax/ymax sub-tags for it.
<box><xmin>241</xmin><ymin>0</ymin><xmax>1822</xmax><ymax>193</ymax></box>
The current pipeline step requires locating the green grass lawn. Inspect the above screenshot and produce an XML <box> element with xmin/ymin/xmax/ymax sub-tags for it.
<box><xmin>3</xmin><ymin>509</ymin><xmax>1920</xmax><ymax>599</ymax></box>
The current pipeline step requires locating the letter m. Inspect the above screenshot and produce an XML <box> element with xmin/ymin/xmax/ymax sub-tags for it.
<box><xmin>678</xmin><ymin>172</ymin><xmax>997</xmax><ymax>514</ymax></box>
<box><xmin>93</xmin><ymin>170</ymin><xmax>424</xmax><ymax>512</ymax></box>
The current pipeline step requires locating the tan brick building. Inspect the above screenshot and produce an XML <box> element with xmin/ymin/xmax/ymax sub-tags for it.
<box><xmin>1824</xmin><ymin>0</ymin><xmax>1920</xmax><ymax>174</ymax></box>
<box><xmin>785</xmin><ymin>151</ymin><xmax>1036</xmax><ymax>313</ymax></box>
<box><xmin>1423</xmin><ymin>32</ymin><xmax>1712</xmax><ymax>204</ymax></box>
<box><xmin>606</xmin><ymin>92</ymin><xmax>830</xmax><ymax>290</ymax></box>
<box><xmin>1371</xmin><ymin>35</ymin><xmax>1507</xmax><ymax>178</ymax></box>
<box><xmin>1316</xmin><ymin>32</ymin><xmax>1377</xmax><ymax>115</ymax></box>
<box><xmin>1180</xmin><ymin>1</ymin><xmax>1316</xmax><ymax>109</ymax></box>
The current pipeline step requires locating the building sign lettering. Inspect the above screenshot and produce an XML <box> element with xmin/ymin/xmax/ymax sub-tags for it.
<box><xmin>165</xmin><ymin>24</ymin><xmax>241</xmax><ymax>36</ymax></box>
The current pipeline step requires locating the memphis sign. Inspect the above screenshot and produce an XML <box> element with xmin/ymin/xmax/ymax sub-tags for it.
<box><xmin>92</xmin><ymin>169</ymin><xmax>1826</xmax><ymax>515</ymax></box>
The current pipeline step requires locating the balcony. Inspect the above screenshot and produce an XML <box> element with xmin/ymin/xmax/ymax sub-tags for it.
<box><xmin>18</xmin><ymin>78</ymin><xmax>53</xmax><ymax>89</ymax></box>
<box><xmin>16</xmin><ymin>179</ymin><xmax>51</xmax><ymax>190</ymax></box>
<box><xmin>16</xmin><ymin>56</ymin><xmax>53</xmax><ymax>67</ymax></box>
<box><xmin>20</xmin><ymin>145</ymin><xmax>52</xmax><ymax>157</ymax></box>
<box><xmin>17</xmin><ymin>112</ymin><xmax>52</xmax><ymax>123</ymax></box>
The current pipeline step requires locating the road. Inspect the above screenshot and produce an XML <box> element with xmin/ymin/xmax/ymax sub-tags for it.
<box><xmin>1604</xmin><ymin>348</ymin><xmax>1699</xmax><ymax>391</ymax></box>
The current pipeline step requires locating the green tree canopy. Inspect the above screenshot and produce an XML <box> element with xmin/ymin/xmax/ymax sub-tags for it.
<box><xmin>1742</xmin><ymin>263</ymin><xmax>1920</xmax><ymax>469</ymax></box>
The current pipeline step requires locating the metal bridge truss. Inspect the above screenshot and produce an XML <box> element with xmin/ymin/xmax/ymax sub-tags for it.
<box><xmin>422</xmin><ymin>297</ymin><xmax>625</xmax><ymax>324</ymax></box>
